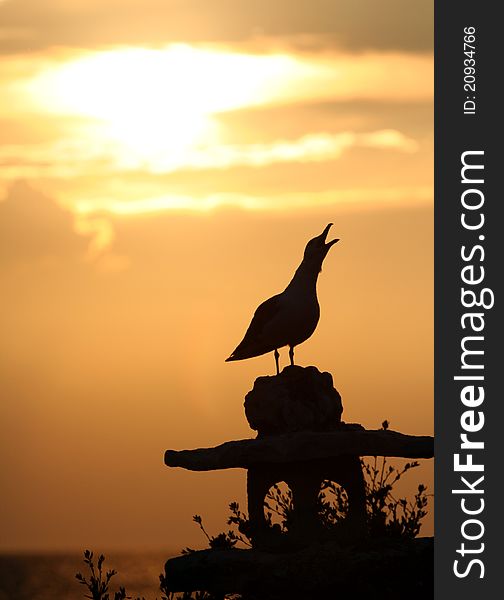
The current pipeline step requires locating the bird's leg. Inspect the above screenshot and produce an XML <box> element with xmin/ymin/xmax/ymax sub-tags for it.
<box><xmin>289</xmin><ymin>345</ymin><xmax>295</xmax><ymax>366</ymax></box>
<box><xmin>274</xmin><ymin>349</ymin><xmax>280</xmax><ymax>375</ymax></box>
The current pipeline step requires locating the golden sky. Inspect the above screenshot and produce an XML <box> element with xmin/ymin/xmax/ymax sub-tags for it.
<box><xmin>0</xmin><ymin>0</ymin><xmax>433</xmax><ymax>551</ymax></box>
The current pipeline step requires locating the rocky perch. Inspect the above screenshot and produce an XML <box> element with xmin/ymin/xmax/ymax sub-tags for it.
<box><xmin>245</xmin><ymin>365</ymin><xmax>343</xmax><ymax>435</ymax></box>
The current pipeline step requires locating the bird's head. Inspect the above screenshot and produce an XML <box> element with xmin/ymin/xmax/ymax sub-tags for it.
<box><xmin>303</xmin><ymin>223</ymin><xmax>339</xmax><ymax>269</ymax></box>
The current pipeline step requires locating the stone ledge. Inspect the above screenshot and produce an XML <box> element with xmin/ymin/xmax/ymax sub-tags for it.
<box><xmin>163</xmin><ymin>537</ymin><xmax>433</xmax><ymax>597</ymax></box>
<box><xmin>164</xmin><ymin>428</ymin><xmax>434</xmax><ymax>471</ymax></box>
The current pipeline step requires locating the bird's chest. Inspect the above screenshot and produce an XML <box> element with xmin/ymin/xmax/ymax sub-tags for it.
<box><xmin>270</xmin><ymin>293</ymin><xmax>320</xmax><ymax>345</ymax></box>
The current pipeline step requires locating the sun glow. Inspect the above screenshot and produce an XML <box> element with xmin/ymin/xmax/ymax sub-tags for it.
<box><xmin>25</xmin><ymin>45</ymin><xmax>304</xmax><ymax>170</ymax></box>
<box><xmin>7</xmin><ymin>44</ymin><xmax>433</xmax><ymax>177</ymax></box>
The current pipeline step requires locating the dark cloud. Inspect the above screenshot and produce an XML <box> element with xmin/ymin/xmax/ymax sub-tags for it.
<box><xmin>0</xmin><ymin>180</ymin><xmax>89</xmax><ymax>262</ymax></box>
<box><xmin>0</xmin><ymin>0</ymin><xmax>432</xmax><ymax>54</ymax></box>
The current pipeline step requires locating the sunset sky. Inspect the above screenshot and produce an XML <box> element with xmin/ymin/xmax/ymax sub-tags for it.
<box><xmin>0</xmin><ymin>0</ymin><xmax>433</xmax><ymax>551</ymax></box>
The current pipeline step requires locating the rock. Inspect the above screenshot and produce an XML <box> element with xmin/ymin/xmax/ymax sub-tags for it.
<box><xmin>163</xmin><ymin>537</ymin><xmax>434</xmax><ymax>598</ymax></box>
<box><xmin>164</xmin><ymin>429</ymin><xmax>434</xmax><ymax>471</ymax></box>
<box><xmin>244</xmin><ymin>365</ymin><xmax>343</xmax><ymax>436</ymax></box>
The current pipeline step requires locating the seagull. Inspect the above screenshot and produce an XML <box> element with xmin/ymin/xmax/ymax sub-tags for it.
<box><xmin>225</xmin><ymin>223</ymin><xmax>339</xmax><ymax>374</ymax></box>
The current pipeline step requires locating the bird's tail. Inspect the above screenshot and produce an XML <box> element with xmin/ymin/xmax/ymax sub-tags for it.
<box><xmin>225</xmin><ymin>342</ymin><xmax>272</xmax><ymax>362</ymax></box>
<box><xmin>225</xmin><ymin>351</ymin><xmax>244</xmax><ymax>362</ymax></box>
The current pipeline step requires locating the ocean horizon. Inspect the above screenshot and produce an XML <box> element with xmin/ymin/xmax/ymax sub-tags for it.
<box><xmin>0</xmin><ymin>550</ymin><xmax>178</xmax><ymax>600</ymax></box>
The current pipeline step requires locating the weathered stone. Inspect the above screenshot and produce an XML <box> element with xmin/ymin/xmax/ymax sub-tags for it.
<box><xmin>246</xmin><ymin>454</ymin><xmax>366</xmax><ymax>551</ymax></box>
<box><xmin>163</xmin><ymin>537</ymin><xmax>433</xmax><ymax>598</ymax></box>
<box><xmin>244</xmin><ymin>365</ymin><xmax>343</xmax><ymax>435</ymax></box>
<box><xmin>164</xmin><ymin>427</ymin><xmax>434</xmax><ymax>471</ymax></box>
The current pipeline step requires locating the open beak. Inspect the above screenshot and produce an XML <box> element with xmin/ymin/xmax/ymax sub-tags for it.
<box><xmin>319</xmin><ymin>223</ymin><xmax>339</xmax><ymax>248</ymax></box>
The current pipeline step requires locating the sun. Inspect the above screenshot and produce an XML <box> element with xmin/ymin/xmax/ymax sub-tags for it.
<box><xmin>26</xmin><ymin>45</ymin><xmax>300</xmax><ymax>171</ymax></box>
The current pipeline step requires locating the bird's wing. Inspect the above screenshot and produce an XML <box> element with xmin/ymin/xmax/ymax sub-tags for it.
<box><xmin>244</xmin><ymin>294</ymin><xmax>283</xmax><ymax>339</ymax></box>
<box><xmin>226</xmin><ymin>294</ymin><xmax>283</xmax><ymax>360</ymax></box>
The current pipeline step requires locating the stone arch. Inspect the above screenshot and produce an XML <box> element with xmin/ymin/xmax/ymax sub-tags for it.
<box><xmin>247</xmin><ymin>455</ymin><xmax>366</xmax><ymax>549</ymax></box>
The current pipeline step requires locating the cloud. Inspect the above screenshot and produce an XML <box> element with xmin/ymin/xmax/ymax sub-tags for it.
<box><xmin>203</xmin><ymin>129</ymin><xmax>418</xmax><ymax>167</ymax></box>
<box><xmin>0</xmin><ymin>0</ymin><xmax>432</xmax><ymax>54</ymax></box>
<box><xmin>141</xmin><ymin>129</ymin><xmax>419</xmax><ymax>172</ymax></box>
<box><xmin>216</xmin><ymin>99</ymin><xmax>434</xmax><ymax>144</ymax></box>
<box><xmin>0</xmin><ymin>43</ymin><xmax>431</xmax><ymax>183</ymax></box>
<box><xmin>76</xmin><ymin>185</ymin><xmax>432</xmax><ymax>218</ymax></box>
<box><xmin>0</xmin><ymin>180</ymin><xmax>90</xmax><ymax>263</ymax></box>
<box><xmin>0</xmin><ymin>128</ymin><xmax>419</xmax><ymax>179</ymax></box>
<box><xmin>2</xmin><ymin>46</ymin><xmax>432</xmax><ymax>124</ymax></box>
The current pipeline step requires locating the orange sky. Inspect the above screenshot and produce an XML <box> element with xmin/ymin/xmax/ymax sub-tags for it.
<box><xmin>0</xmin><ymin>0</ymin><xmax>433</xmax><ymax>551</ymax></box>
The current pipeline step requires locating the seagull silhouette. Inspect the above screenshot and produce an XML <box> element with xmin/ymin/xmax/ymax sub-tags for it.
<box><xmin>226</xmin><ymin>223</ymin><xmax>339</xmax><ymax>374</ymax></box>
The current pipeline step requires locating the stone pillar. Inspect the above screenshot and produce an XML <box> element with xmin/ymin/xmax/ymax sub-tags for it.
<box><xmin>244</xmin><ymin>366</ymin><xmax>366</xmax><ymax>549</ymax></box>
